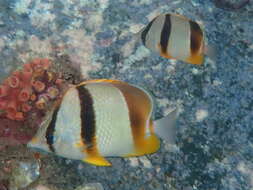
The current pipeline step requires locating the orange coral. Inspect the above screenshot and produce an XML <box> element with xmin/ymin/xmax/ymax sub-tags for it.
<box><xmin>0</xmin><ymin>99</ymin><xmax>7</xmax><ymax>110</ymax></box>
<box><xmin>6</xmin><ymin>100</ymin><xmax>17</xmax><ymax>120</ymax></box>
<box><xmin>15</xmin><ymin>112</ymin><xmax>24</xmax><ymax>121</ymax></box>
<box><xmin>32</xmin><ymin>80</ymin><xmax>46</xmax><ymax>92</ymax></box>
<box><xmin>47</xmin><ymin>87</ymin><xmax>59</xmax><ymax>99</ymax></box>
<box><xmin>21</xmin><ymin>68</ymin><xmax>33</xmax><ymax>81</ymax></box>
<box><xmin>55</xmin><ymin>79</ymin><xmax>63</xmax><ymax>85</ymax></box>
<box><xmin>7</xmin><ymin>76</ymin><xmax>20</xmax><ymax>88</ymax></box>
<box><xmin>0</xmin><ymin>58</ymin><xmax>64</xmax><ymax>121</ymax></box>
<box><xmin>35</xmin><ymin>95</ymin><xmax>48</xmax><ymax>110</ymax></box>
<box><xmin>30</xmin><ymin>94</ymin><xmax>36</xmax><ymax>101</ymax></box>
<box><xmin>46</xmin><ymin>71</ymin><xmax>55</xmax><ymax>82</ymax></box>
<box><xmin>0</xmin><ymin>85</ymin><xmax>9</xmax><ymax>98</ymax></box>
<box><xmin>21</xmin><ymin>103</ymin><xmax>32</xmax><ymax>113</ymax></box>
<box><xmin>0</xmin><ymin>58</ymin><xmax>69</xmax><ymax>151</ymax></box>
<box><xmin>18</xmin><ymin>88</ymin><xmax>32</xmax><ymax>102</ymax></box>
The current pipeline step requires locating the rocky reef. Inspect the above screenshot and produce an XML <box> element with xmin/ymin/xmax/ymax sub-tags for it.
<box><xmin>0</xmin><ymin>0</ymin><xmax>252</xmax><ymax>190</ymax></box>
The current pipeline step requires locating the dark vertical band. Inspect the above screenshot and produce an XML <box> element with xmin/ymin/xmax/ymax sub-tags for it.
<box><xmin>141</xmin><ymin>17</ymin><xmax>157</xmax><ymax>45</ymax></box>
<box><xmin>160</xmin><ymin>14</ymin><xmax>171</xmax><ymax>54</ymax></box>
<box><xmin>189</xmin><ymin>20</ymin><xmax>203</xmax><ymax>54</ymax></box>
<box><xmin>76</xmin><ymin>85</ymin><xmax>96</xmax><ymax>149</ymax></box>
<box><xmin>45</xmin><ymin>107</ymin><xmax>59</xmax><ymax>152</ymax></box>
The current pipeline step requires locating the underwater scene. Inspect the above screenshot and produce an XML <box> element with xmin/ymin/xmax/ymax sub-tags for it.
<box><xmin>0</xmin><ymin>0</ymin><xmax>252</xmax><ymax>189</ymax></box>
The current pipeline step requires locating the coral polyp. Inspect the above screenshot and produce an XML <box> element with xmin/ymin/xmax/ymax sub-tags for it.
<box><xmin>35</xmin><ymin>94</ymin><xmax>49</xmax><ymax>110</ymax></box>
<box><xmin>47</xmin><ymin>87</ymin><xmax>59</xmax><ymax>99</ymax></box>
<box><xmin>32</xmin><ymin>80</ymin><xmax>46</xmax><ymax>93</ymax></box>
<box><xmin>21</xmin><ymin>103</ymin><xmax>32</xmax><ymax>113</ymax></box>
<box><xmin>7</xmin><ymin>75</ymin><xmax>20</xmax><ymax>88</ymax></box>
<box><xmin>0</xmin><ymin>58</ymin><xmax>67</xmax><ymax>121</ymax></box>
<box><xmin>18</xmin><ymin>88</ymin><xmax>32</xmax><ymax>102</ymax></box>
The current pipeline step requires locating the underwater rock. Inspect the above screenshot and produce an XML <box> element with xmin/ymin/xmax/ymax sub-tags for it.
<box><xmin>75</xmin><ymin>183</ymin><xmax>104</xmax><ymax>190</ymax></box>
<box><xmin>0</xmin><ymin>119</ymin><xmax>33</xmax><ymax>147</ymax></box>
<box><xmin>30</xmin><ymin>185</ymin><xmax>52</xmax><ymax>190</ymax></box>
<box><xmin>0</xmin><ymin>0</ymin><xmax>252</xmax><ymax>189</ymax></box>
<box><xmin>9</xmin><ymin>160</ymin><xmax>40</xmax><ymax>190</ymax></box>
<box><xmin>139</xmin><ymin>157</ymin><xmax>152</xmax><ymax>169</ymax></box>
<box><xmin>214</xmin><ymin>0</ymin><xmax>250</xmax><ymax>10</ymax></box>
<box><xmin>52</xmin><ymin>54</ymin><xmax>83</xmax><ymax>85</ymax></box>
<box><xmin>0</xmin><ymin>180</ymin><xmax>9</xmax><ymax>190</ymax></box>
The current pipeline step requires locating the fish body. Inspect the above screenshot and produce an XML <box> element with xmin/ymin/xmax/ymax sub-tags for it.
<box><xmin>28</xmin><ymin>79</ymin><xmax>176</xmax><ymax>166</ymax></box>
<box><xmin>140</xmin><ymin>13</ymin><xmax>205</xmax><ymax>65</ymax></box>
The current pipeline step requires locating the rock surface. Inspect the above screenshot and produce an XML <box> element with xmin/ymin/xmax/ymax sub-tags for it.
<box><xmin>10</xmin><ymin>160</ymin><xmax>40</xmax><ymax>190</ymax></box>
<box><xmin>0</xmin><ymin>0</ymin><xmax>252</xmax><ymax>190</ymax></box>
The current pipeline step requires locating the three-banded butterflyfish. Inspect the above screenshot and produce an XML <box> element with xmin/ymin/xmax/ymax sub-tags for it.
<box><xmin>139</xmin><ymin>13</ymin><xmax>206</xmax><ymax>65</ymax></box>
<box><xmin>28</xmin><ymin>79</ymin><xmax>177</xmax><ymax>166</ymax></box>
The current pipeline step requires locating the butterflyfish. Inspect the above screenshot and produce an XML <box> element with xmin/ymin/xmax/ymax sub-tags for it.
<box><xmin>138</xmin><ymin>13</ymin><xmax>207</xmax><ymax>65</ymax></box>
<box><xmin>28</xmin><ymin>79</ymin><xmax>177</xmax><ymax>166</ymax></box>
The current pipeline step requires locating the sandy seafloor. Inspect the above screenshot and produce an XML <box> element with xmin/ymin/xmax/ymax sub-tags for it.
<box><xmin>0</xmin><ymin>0</ymin><xmax>253</xmax><ymax>189</ymax></box>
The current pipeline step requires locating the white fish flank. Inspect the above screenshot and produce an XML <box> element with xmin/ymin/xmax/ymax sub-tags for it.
<box><xmin>145</xmin><ymin>15</ymin><xmax>165</xmax><ymax>53</ymax></box>
<box><xmin>167</xmin><ymin>15</ymin><xmax>191</xmax><ymax>60</ymax></box>
<box><xmin>52</xmin><ymin>87</ymin><xmax>84</xmax><ymax>160</ymax></box>
<box><xmin>85</xmin><ymin>83</ymin><xmax>134</xmax><ymax>157</ymax></box>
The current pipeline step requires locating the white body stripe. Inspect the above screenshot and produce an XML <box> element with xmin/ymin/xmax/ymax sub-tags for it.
<box><xmin>53</xmin><ymin>87</ymin><xmax>84</xmax><ymax>160</ymax></box>
<box><xmin>167</xmin><ymin>16</ymin><xmax>191</xmax><ymax>60</ymax></box>
<box><xmin>85</xmin><ymin>83</ymin><xmax>134</xmax><ymax>157</ymax></box>
<box><xmin>145</xmin><ymin>15</ymin><xmax>165</xmax><ymax>53</ymax></box>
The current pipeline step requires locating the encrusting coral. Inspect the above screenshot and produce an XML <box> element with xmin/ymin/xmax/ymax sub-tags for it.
<box><xmin>0</xmin><ymin>58</ymin><xmax>64</xmax><ymax>121</ymax></box>
<box><xmin>0</xmin><ymin>58</ymin><xmax>72</xmax><ymax>149</ymax></box>
<box><xmin>0</xmin><ymin>56</ymin><xmax>81</xmax><ymax>190</ymax></box>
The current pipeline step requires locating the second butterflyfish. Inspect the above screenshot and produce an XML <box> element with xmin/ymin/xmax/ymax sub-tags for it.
<box><xmin>28</xmin><ymin>79</ymin><xmax>177</xmax><ymax>166</ymax></box>
<box><xmin>137</xmin><ymin>13</ymin><xmax>213</xmax><ymax>65</ymax></box>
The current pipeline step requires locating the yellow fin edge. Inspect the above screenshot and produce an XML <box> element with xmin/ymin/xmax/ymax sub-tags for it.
<box><xmin>158</xmin><ymin>43</ymin><xmax>204</xmax><ymax>65</ymax></box>
<box><xmin>75</xmin><ymin>140</ymin><xmax>111</xmax><ymax>166</ymax></box>
<box><xmin>124</xmin><ymin>134</ymin><xmax>160</xmax><ymax>158</ymax></box>
<box><xmin>83</xmin><ymin>156</ymin><xmax>112</xmax><ymax>167</ymax></box>
<box><xmin>77</xmin><ymin>79</ymin><xmax>124</xmax><ymax>87</ymax></box>
<box><xmin>186</xmin><ymin>54</ymin><xmax>204</xmax><ymax>65</ymax></box>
